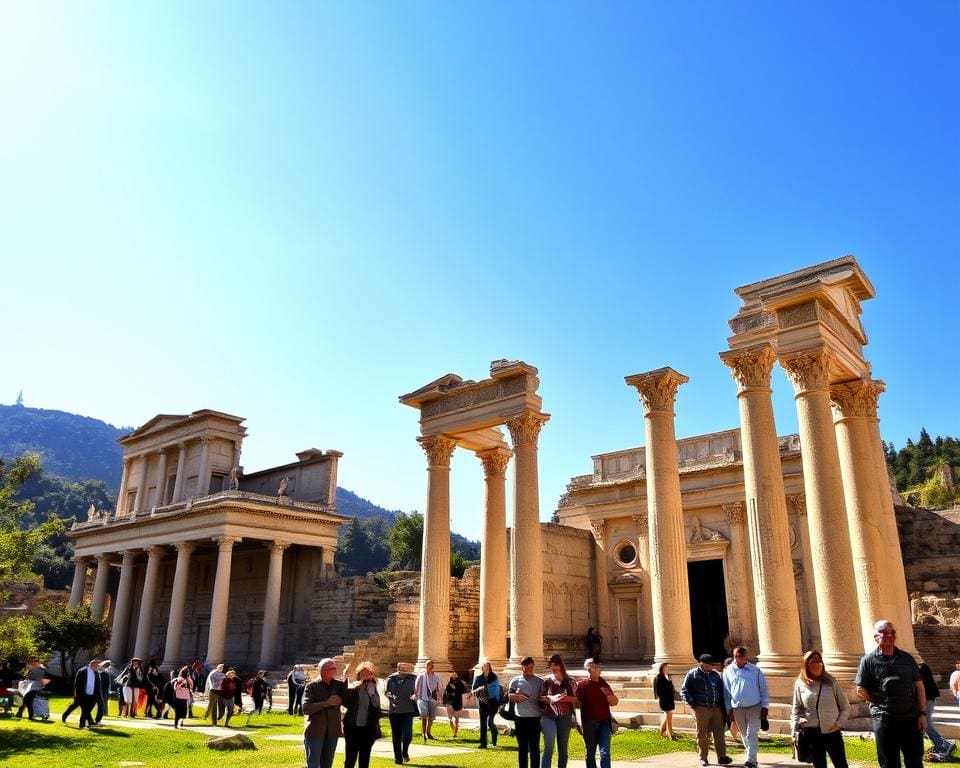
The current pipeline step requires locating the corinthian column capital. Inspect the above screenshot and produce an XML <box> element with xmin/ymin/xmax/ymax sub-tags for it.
<box><xmin>267</xmin><ymin>540</ymin><xmax>291</xmax><ymax>554</ymax></box>
<box><xmin>174</xmin><ymin>541</ymin><xmax>196</xmax><ymax>556</ymax></box>
<box><xmin>723</xmin><ymin>501</ymin><xmax>746</xmax><ymax>526</ymax></box>
<box><xmin>506</xmin><ymin>411</ymin><xmax>549</xmax><ymax>448</ymax></box>
<box><xmin>780</xmin><ymin>349</ymin><xmax>833</xmax><ymax>394</ymax></box>
<box><xmin>214</xmin><ymin>535</ymin><xmax>240</xmax><ymax>549</ymax></box>
<box><xmin>830</xmin><ymin>378</ymin><xmax>885</xmax><ymax>419</ymax></box>
<box><xmin>477</xmin><ymin>447</ymin><xmax>512</xmax><ymax>478</ymax></box>
<box><xmin>720</xmin><ymin>345</ymin><xmax>776</xmax><ymax>392</ymax></box>
<box><xmin>632</xmin><ymin>513</ymin><xmax>648</xmax><ymax>536</ymax></box>
<box><xmin>625</xmin><ymin>367</ymin><xmax>689</xmax><ymax>414</ymax></box>
<box><xmin>590</xmin><ymin>519</ymin><xmax>606</xmax><ymax>543</ymax></box>
<box><xmin>417</xmin><ymin>435</ymin><xmax>458</xmax><ymax>467</ymax></box>
<box><xmin>788</xmin><ymin>494</ymin><xmax>807</xmax><ymax>517</ymax></box>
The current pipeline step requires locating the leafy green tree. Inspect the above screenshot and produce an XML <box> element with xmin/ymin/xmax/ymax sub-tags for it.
<box><xmin>387</xmin><ymin>511</ymin><xmax>424</xmax><ymax>570</ymax></box>
<box><xmin>32</xmin><ymin>602</ymin><xmax>110</xmax><ymax>679</ymax></box>
<box><xmin>0</xmin><ymin>453</ymin><xmax>64</xmax><ymax>587</ymax></box>
<box><xmin>450</xmin><ymin>551</ymin><xmax>466</xmax><ymax>578</ymax></box>
<box><xmin>0</xmin><ymin>615</ymin><xmax>40</xmax><ymax>663</ymax></box>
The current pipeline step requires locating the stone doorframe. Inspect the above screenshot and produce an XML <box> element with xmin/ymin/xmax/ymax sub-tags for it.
<box><xmin>400</xmin><ymin>359</ymin><xmax>550</xmax><ymax>673</ymax></box>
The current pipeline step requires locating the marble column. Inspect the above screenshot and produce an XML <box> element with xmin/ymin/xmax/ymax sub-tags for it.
<box><xmin>154</xmin><ymin>449</ymin><xmax>169</xmax><ymax>507</ymax></box>
<box><xmin>69</xmin><ymin>557</ymin><xmax>89</xmax><ymax>609</ymax></box>
<box><xmin>134</xmin><ymin>546</ymin><xmax>164</xmax><ymax>660</ymax></box>
<box><xmin>722</xmin><ymin>502</ymin><xmax>759</xmax><ymax>653</ymax></box>
<box><xmin>133</xmin><ymin>454</ymin><xmax>150</xmax><ymax>514</ymax></box>
<box><xmin>625</xmin><ymin>368</ymin><xmax>693</xmax><ymax>668</ymax></box>
<box><xmin>721</xmin><ymin>345</ymin><xmax>802</xmax><ymax>674</ymax></box>
<box><xmin>831</xmin><ymin>378</ymin><xmax>916</xmax><ymax>654</ymax></box>
<box><xmin>172</xmin><ymin>442</ymin><xmax>187</xmax><ymax>502</ymax></box>
<box><xmin>416</xmin><ymin>434</ymin><xmax>457</xmax><ymax>673</ymax></box>
<box><xmin>590</xmin><ymin>520</ymin><xmax>611</xmax><ymax>652</ymax></box>
<box><xmin>476</xmin><ymin>447</ymin><xmax>511</xmax><ymax>669</ymax></box>
<box><xmin>108</xmin><ymin>550</ymin><xmax>138</xmax><ymax>661</ymax></box>
<box><xmin>259</xmin><ymin>540</ymin><xmax>291</xmax><ymax>667</ymax></box>
<box><xmin>789</xmin><ymin>495</ymin><xmax>820</xmax><ymax>651</ymax></box>
<box><xmin>781</xmin><ymin>349</ymin><xmax>864</xmax><ymax>676</ymax></box>
<box><xmin>196</xmin><ymin>436</ymin><xmax>212</xmax><ymax>498</ymax></box>
<box><xmin>632</xmin><ymin>514</ymin><xmax>655</xmax><ymax>660</ymax></box>
<box><xmin>506</xmin><ymin>411</ymin><xmax>549</xmax><ymax>666</ymax></box>
<box><xmin>161</xmin><ymin>541</ymin><xmax>195</xmax><ymax>670</ymax></box>
<box><xmin>207</xmin><ymin>536</ymin><xmax>238</xmax><ymax>663</ymax></box>
<box><xmin>116</xmin><ymin>457</ymin><xmax>132</xmax><ymax>516</ymax></box>
<box><xmin>90</xmin><ymin>555</ymin><xmax>111</xmax><ymax>620</ymax></box>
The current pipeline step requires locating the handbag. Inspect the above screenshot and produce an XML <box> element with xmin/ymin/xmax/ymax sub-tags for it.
<box><xmin>793</xmin><ymin>682</ymin><xmax>822</xmax><ymax>764</ymax></box>
<box><xmin>499</xmin><ymin>690</ymin><xmax>516</xmax><ymax>721</ymax></box>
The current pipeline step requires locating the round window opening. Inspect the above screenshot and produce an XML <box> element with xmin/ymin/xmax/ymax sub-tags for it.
<box><xmin>617</xmin><ymin>543</ymin><xmax>637</xmax><ymax>566</ymax></box>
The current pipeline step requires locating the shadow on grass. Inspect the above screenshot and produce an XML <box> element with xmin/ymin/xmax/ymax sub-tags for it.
<box><xmin>0</xmin><ymin>729</ymin><xmax>79</xmax><ymax>758</ymax></box>
<box><xmin>89</xmin><ymin>726</ymin><xmax>134</xmax><ymax>738</ymax></box>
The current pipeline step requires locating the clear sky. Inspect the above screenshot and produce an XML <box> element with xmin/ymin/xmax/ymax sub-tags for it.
<box><xmin>2</xmin><ymin>2</ymin><xmax>957</xmax><ymax>541</ymax></box>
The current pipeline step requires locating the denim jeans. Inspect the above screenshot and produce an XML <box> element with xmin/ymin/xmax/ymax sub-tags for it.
<box><xmin>925</xmin><ymin>700</ymin><xmax>951</xmax><ymax>754</ymax></box>
<box><xmin>389</xmin><ymin>713</ymin><xmax>414</xmax><ymax>763</ymax></box>
<box><xmin>305</xmin><ymin>733</ymin><xmax>339</xmax><ymax>768</ymax></box>
<box><xmin>582</xmin><ymin>717</ymin><xmax>612</xmax><ymax>768</ymax></box>
<box><xmin>515</xmin><ymin>716</ymin><xmax>542</xmax><ymax>768</ymax></box>
<box><xmin>873</xmin><ymin>715</ymin><xmax>923</xmax><ymax>768</ymax></box>
<box><xmin>541</xmin><ymin>713</ymin><xmax>573</xmax><ymax>768</ymax></box>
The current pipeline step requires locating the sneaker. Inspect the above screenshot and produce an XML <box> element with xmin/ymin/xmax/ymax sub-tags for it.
<box><xmin>700</xmin><ymin>760</ymin><xmax>709</xmax><ymax>767</ymax></box>
<box><xmin>718</xmin><ymin>758</ymin><xmax>733</xmax><ymax>766</ymax></box>
<box><xmin>946</xmin><ymin>742</ymin><xmax>957</xmax><ymax>758</ymax></box>
<box><xmin>745</xmin><ymin>762</ymin><xmax>757</xmax><ymax>768</ymax></box>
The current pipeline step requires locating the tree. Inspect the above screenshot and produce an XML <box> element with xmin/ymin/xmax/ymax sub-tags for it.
<box><xmin>0</xmin><ymin>615</ymin><xmax>40</xmax><ymax>663</ymax></box>
<box><xmin>32</xmin><ymin>602</ymin><xmax>110</xmax><ymax>679</ymax></box>
<box><xmin>387</xmin><ymin>511</ymin><xmax>424</xmax><ymax>570</ymax></box>
<box><xmin>0</xmin><ymin>453</ymin><xmax>64</xmax><ymax>589</ymax></box>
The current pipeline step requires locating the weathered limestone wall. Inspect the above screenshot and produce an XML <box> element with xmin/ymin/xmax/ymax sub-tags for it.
<box><xmin>542</xmin><ymin>523</ymin><xmax>593</xmax><ymax>638</ymax></box>
<box><xmin>301</xmin><ymin>575</ymin><xmax>396</xmax><ymax>659</ymax></box>
<box><xmin>914</xmin><ymin>624</ymin><xmax>960</xmax><ymax>680</ymax></box>
<box><xmin>896</xmin><ymin>506</ymin><xmax>960</xmax><ymax>595</ymax></box>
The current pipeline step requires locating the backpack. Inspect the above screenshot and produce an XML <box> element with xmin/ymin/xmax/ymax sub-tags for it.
<box><xmin>245</xmin><ymin>677</ymin><xmax>257</xmax><ymax>696</ymax></box>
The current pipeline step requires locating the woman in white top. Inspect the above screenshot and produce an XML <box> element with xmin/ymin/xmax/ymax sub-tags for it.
<box><xmin>791</xmin><ymin>650</ymin><xmax>850</xmax><ymax>768</ymax></box>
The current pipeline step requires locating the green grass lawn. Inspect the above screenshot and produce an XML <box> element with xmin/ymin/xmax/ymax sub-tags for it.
<box><xmin>0</xmin><ymin>694</ymin><xmax>936</xmax><ymax>768</ymax></box>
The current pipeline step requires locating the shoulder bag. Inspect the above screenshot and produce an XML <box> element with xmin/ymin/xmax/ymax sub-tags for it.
<box><xmin>793</xmin><ymin>683</ymin><xmax>821</xmax><ymax>764</ymax></box>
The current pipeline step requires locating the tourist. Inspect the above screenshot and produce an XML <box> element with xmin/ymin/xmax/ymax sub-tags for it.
<box><xmin>652</xmin><ymin>662</ymin><xmax>676</xmax><ymax>739</ymax></box>
<box><xmin>248</xmin><ymin>670</ymin><xmax>271</xmax><ymax>716</ymax></box>
<box><xmin>343</xmin><ymin>661</ymin><xmax>383</xmax><ymax>768</ymax></box>
<box><xmin>723</xmin><ymin>646</ymin><xmax>768</xmax><ymax>768</ymax></box>
<box><xmin>680</xmin><ymin>654</ymin><xmax>731</xmax><ymax>767</ymax></box>
<box><xmin>855</xmin><ymin>619</ymin><xmax>925</xmax><ymax>768</ymax></box>
<box><xmin>575</xmin><ymin>658</ymin><xmax>617</xmax><ymax>768</ymax></box>
<box><xmin>16</xmin><ymin>659</ymin><xmax>51</xmax><ymax>721</ymax></box>
<box><xmin>205</xmin><ymin>662</ymin><xmax>226</xmax><ymax>724</ymax></box>
<box><xmin>919</xmin><ymin>661</ymin><xmax>956</xmax><ymax>760</ymax></box>
<box><xmin>951</xmin><ymin>661</ymin><xmax>960</xmax><ymax>707</ymax></box>
<box><xmin>63</xmin><ymin>658</ymin><xmax>102</xmax><ymax>729</ymax></box>
<box><xmin>721</xmin><ymin>657</ymin><xmax>741</xmax><ymax>739</ymax></box>
<box><xmin>95</xmin><ymin>660</ymin><xmax>113</xmax><ymax>723</ymax></box>
<box><xmin>145</xmin><ymin>662</ymin><xmax>165</xmax><ymax>718</ymax></box>
<box><xmin>303</xmin><ymin>658</ymin><xmax>348</xmax><ymax>768</ymax></box>
<box><xmin>287</xmin><ymin>664</ymin><xmax>300</xmax><ymax>715</ymax></box>
<box><xmin>443</xmin><ymin>671</ymin><xmax>468</xmax><ymax>738</ymax></box>
<box><xmin>415</xmin><ymin>659</ymin><xmax>442</xmax><ymax>742</ymax></box>
<box><xmin>510</xmin><ymin>656</ymin><xmax>545</xmax><ymax>768</ymax></box>
<box><xmin>386</xmin><ymin>661</ymin><xmax>418</xmax><ymax>764</ymax></box>
<box><xmin>220</xmin><ymin>669</ymin><xmax>241</xmax><ymax>726</ymax></box>
<box><xmin>791</xmin><ymin>650</ymin><xmax>850</xmax><ymax>768</ymax></box>
<box><xmin>585</xmin><ymin>627</ymin><xmax>602</xmax><ymax>663</ymax></box>
<box><xmin>172</xmin><ymin>666</ymin><xmax>193</xmax><ymax>729</ymax></box>
<box><xmin>471</xmin><ymin>660</ymin><xmax>501</xmax><ymax>749</ymax></box>
<box><xmin>118</xmin><ymin>657</ymin><xmax>148</xmax><ymax>718</ymax></box>
<box><xmin>540</xmin><ymin>654</ymin><xmax>578</xmax><ymax>768</ymax></box>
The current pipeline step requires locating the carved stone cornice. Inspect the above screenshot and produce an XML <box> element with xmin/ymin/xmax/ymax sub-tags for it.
<box><xmin>625</xmin><ymin>368</ymin><xmax>689</xmax><ymax>414</ymax></box>
<box><xmin>506</xmin><ymin>411</ymin><xmax>548</xmax><ymax>449</ymax></box>
<box><xmin>417</xmin><ymin>435</ymin><xmax>458</xmax><ymax>467</ymax></box>
<box><xmin>723</xmin><ymin>501</ymin><xmax>746</xmax><ymax>526</ymax></box>
<box><xmin>720</xmin><ymin>345</ymin><xmax>776</xmax><ymax>392</ymax></box>
<box><xmin>780</xmin><ymin>349</ymin><xmax>832</xmax><ymax>394</ymax></box>
<box><xmin>788</xmin><ymin>494</ymin><xmax>807</xmax><ymax>517</ymax></box>
<box><xmin>631</xmin><ymin>514</ymin><xmax>648</xmax><ymax>536</ymax></box>
<box><xmin>830</xmin><ymin>378</ymin><xmax>884</xmax><ymax>419</ymax></box>
<box><xmin>476</xmin><ymin>447</ymin><xmax>512</xmax><ymax>478</ymax></box>
<box><xmin>590</xmin><ymin>520</ymin><xmax>606</xmax><ymax>543</ymax></box>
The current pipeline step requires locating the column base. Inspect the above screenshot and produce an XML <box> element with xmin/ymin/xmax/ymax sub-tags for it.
<box><xmin>414</xmin><ymin>657</ymin><xmax>453</xmax><ymax>677</ymax></box>
<box><xmin>822</xmin><ymin>651</ymin><xmax>864</xmax><ymax>682</ymax></box>
<box><xmin>652</xmin><ymin>654</ymin><xmax>700</xmax><ymax>674</ymax></box>
<box><xmin>756</xmin><ymin>653</ymin><xmax>805</xmax><ymax>679</ymax></box>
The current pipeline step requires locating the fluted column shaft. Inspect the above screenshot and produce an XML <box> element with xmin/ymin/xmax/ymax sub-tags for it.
<box><xmin>590</xmin><ymin>521</ymin><xmax>610</xmax><ymax>651</ymax></box>
<box><xmin>721</xmin><ymin>346</ymin><xmax>801</xmax><ymax>674</ymax></box>
<box><xmin>116</xmin><ymin>458</ymin><xmax>132</xmax><ymax>516</ymax></box>
<box><xmin>723</xmin><ymin>502</ymin><xmax>758</xmax><ymax>653</ymax></box>
<box><xmin>626</xmin><ymin>368</ymin><xmax>693</xmax><ymax>668</ymax></box>
<box><xmin>196</xmin><ymin>437</ymin><xmax>212</xmax><ymax>498</ymax></box>
<box><xmin>506</xmin><ymin>411</ymin><xmax>549</xmax><ymax>666</ymax></box>
<box><xmin>782</xmin><ymin>350</ymin><xmax>863</xmax><ymax>676</ymax></box>
<box><xmin>69</xmin><ymin>557</ymin><xmax>89</xmax><ymax>609</ymax></box>
<box><xmin>90</xmin><ymin>555</ymin><xmax>111</xmax><ymax>620</ymax></box>
<box><xmin>154</xmin><ymin>450</ymin><xmax>169</xmax><ymax>507</ymax></box>
<box><xmin>259</xmin><ymin>541</ymin><xmax>290</xmax><ymax>667</ymax></box>
<box><xmin>108</xmin><ymin>551</ymin><xmax>137</xmax><ymax>661</ymax></box>
<box><xmin>133</xmin><ymin>454</ymin><xmax>149</xmax><ymax>513</ymax></box>
<box><xmin>416</xmin><ymin>435</ymin><xmax>456</xmax><ymax>673</ymax></box>
<box><xmin>161</xmin><ymin>542</ymin><xmax>195</xmax><ymax>670</ymax></box>
<box><xmin>633</xmin><ymin>514</ymin><xmax>655</xmax><ymax>660</ymax></box>
<box><xmin>172</xmin><ymin>442</ymin><xmax>187</xmax><ymax>502</ymax></box>
<box><xmin>832</xmin><ymin>379</ymin><xmax>916</xmax><ymax>655</ymax></box>
<box><xmin>207</xmin><ymin>536</ymin><xmax>238</xmax><ymax>663</ymax></box>
<box><xmin>134</xmin><ymin>546</ymin><xmax>164</xmax><ymax>660</ymax></box>
<box><xmin>477</xmin><ymin>448</ymin><xmax>511</xmax><ymax>669</ymax></box>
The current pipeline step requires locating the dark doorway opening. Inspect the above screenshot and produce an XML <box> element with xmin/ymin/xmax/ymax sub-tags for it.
<box><xmin>687</xmin><ymin>559</ymin><xmax>729</xmax><ymax>661</ymax></box>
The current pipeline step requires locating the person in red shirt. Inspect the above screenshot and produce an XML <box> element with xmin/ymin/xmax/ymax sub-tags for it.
<box><xmin>575</xmin><ymin>659</ymin><xmax>618</xmax><ymax>768</ymax></box>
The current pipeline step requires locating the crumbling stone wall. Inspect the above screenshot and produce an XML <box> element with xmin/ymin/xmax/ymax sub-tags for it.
<box><xmin>896</xmin><ymin>505</ymin><xmax>960</xmax><ymax>595</ymax></box>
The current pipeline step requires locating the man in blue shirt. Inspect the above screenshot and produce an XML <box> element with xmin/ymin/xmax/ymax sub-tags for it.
<box><xmin>723</xmin><ymin>646</ymin><xmax>768</xmax><ymax>768</ymax></box>
<box><xmin>681</xmin><ymin>654</ymin><xmax>732</xmax><ymax>767</ymax></box>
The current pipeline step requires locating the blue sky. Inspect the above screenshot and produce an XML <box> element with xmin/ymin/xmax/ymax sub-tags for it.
<box><xmin>1</xmin><ymin>2</ymin><xmax>957</xmax><ymax>540</ymax></box>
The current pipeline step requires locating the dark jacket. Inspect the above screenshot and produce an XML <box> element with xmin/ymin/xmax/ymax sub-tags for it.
<box><xmin>73</xmin><ymin>666</ymin><xmax>102</xmax><ymax>700</ymax></box>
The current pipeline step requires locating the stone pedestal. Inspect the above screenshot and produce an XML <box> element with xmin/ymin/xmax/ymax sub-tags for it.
<box><xmin>477</xmin><ymin>447</ymin><xmax>510</xmax><ymax>670</ymax></box>
<box><xmin>416</xmin><ymin>435</ymin><xmax>457</xmax><ymax>674</ymax></box>
<box><xmin>161</xmin><ymin>542</ymin><xmax>195</xmax><ymax>670</ymax></box>
<box><xmin>782</xmin><ymin>350</ymin><xmax>864</xmax><ymax>678</ymax></box>
<box><xmin>625</xmin><ymin>368</ymin><xmax>693</xmax><ymax>669</ymax></box>
<box><xmin>721</xmin><ymin>345</ymin><xmax>802</xmax><ymax>675</ymax></box>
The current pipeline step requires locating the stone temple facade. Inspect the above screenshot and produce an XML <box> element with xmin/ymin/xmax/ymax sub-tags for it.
<box><xmin>68</xmin><ymin>409</ymin><xmax>347</xmax><ymax>670</ymax></box>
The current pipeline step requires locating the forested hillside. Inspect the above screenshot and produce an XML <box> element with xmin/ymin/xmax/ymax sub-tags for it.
<box><xmin>885</xmin><ymin>428</ymin><xmax>960</xmax><ymax>508</ymax></box>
